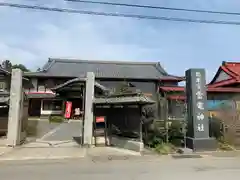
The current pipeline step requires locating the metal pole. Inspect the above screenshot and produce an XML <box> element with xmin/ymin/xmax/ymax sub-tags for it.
<box><xmin>93</xmin><ymin>116</ymin><xmax>97</xmax><ymax>146</ymax></box>
<box><xmin>139</xmin><ymin>105</ymin><xmax>143</xmax><ymax>143</ymax></box>
<box><xmin>140</xmin><ymin>121</ymin><xmax>143</xmax><ymax>143</ymax></box>
<box><xmin>183</xmin><ymin>102</ymin><xmax>187</xmax><ymax>148</ymax></box>
<box><xmin>81</xmin><ymin>84</ymin><xmax>85</xmax><ymax>146</ymax></box>
<box><xmin>165</xmin><ymin>94</ymin><xmax>169</xmax><ymax>143</ymax></box>
<box><xmin>104</xmin><ymin>116</ymin><xmax>108</xmax><ymax>146</ymax></box>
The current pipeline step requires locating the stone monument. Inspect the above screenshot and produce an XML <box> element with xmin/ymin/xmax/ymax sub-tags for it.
<box><xmin>185</xmin><ymin>69</ymin><xmax>217</xmax><ymax>151</ymax></box>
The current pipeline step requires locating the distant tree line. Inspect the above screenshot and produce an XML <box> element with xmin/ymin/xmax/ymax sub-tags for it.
<box><xmin>0</xmin><ymin>60</ymin><xmax>30</xmax><ymax>72</ymax></box>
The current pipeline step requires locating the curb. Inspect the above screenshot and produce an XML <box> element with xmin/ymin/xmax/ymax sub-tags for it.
<box><xmin>0</xmin><ymin>147</ymin><xmax>87</xmax><ymax>162</ymax></box>
<box><xmin>0</xmin><ymin>155</ymin><xmax>85</xmax><ymax>161</ymax></box>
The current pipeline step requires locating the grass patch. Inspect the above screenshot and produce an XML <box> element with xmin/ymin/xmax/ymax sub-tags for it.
<box><xmin>49</xmin><ymin>116</ymin><xmax>64</xmax><ymax>123</ymax></box>
<box><xmin>154</xmin><ymin>143</ymin><xmax>176</xmax><ymax>155</ymax></box>
<box><xmin>218</xmin><ymin>140</ymin><xmax>236</xmax><ymax>151</ymax></box>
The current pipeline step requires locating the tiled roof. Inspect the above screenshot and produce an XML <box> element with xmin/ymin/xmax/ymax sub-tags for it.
<box><xmin>25</xmin><ymin>92</ymin><xmax>56</xmax><ymax>99</ymax></box>
<box><xmin>51</xmin><ymin>77</ymin><xmax>109</xmax><ymax>92</ymax></box>
<box><xmin>159</xmin><ymin>86</ymin><xmax>240</xmax><ymax>93</ymax></box>
<box><xmin>24</xmin><ymin>58</ymin><xmax>180</xmax><ymax>80</ymax></box>
<box><xmin>94</xmin><ymin>94</ymin><xmax>155</xmax><ymax>105</ymax></box>
<box><xmin>0</xmin><ymin>96</ymin><xmax>9</xmax><ymax>104</ymax></box>
<box><xmin>167</xmin><ymin>95</ymin><xmax>186</xmax><ymax>100</ymax></box>
<box><xmin>0</xmin><ymin>67</ymin><xmax>10</xmax><ymax>75</ymax></box>
<box><xmin>0</xmin><ymin>67</ymin><xmax>30</xmax><ymax>81</ymax></box>
<box><xmin>0</xmin><ymin>91</ymin><xmax>10</xmax><ymax>104</ymax></box>
<box><xmin>223</xmin><ymin>62</ymin><xmax>240</xmax><ymax>77</ymax></box>
<box><xmin>209</xmin><ymin>61</ymin><xmax>240</xmax><ymax>87</ymax></box>
<box><xmin>160</xmin><ymin>76</ymin><xmax>185</xmax><ymax>82</ymax></box>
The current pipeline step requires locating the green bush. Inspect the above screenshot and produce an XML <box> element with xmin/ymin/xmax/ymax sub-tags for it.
<box><xmin>49</xmin><ymin>116</ymin><xmax>64</xmax><ymax>123</ymax></box>
<box><xmin>168</xmin><ymin>120</ymin><xmax>184</xmax><ymax>146</ymax></box>
<box><xmin>154</xmin><ymin>143</ymin><xmax>176</xmax><ymax>155</ymax></box>
<box><xmin>168</xmin><ymin>121</ymin><xmax>184</xmax><ymax>137</ymax></box>
<box><xmin>209</xmin><ymin>117</ymin><xmax>223</xmax><ymax>139</ymax></box>
<box><xmin>148</xmin><ymin>135</ymin><xmax>163</xmax><ymax>148</ymax></box>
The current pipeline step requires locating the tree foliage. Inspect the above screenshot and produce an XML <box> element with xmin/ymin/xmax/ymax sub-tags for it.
<box><xmin>1</xmin><ymin>60</ymin><xmax>30</xmax><ymax>72</ymax></box>
<box><xmin>12</xmin><ymin>64</ymin><xmax>30</xmax><ymax>72</ymax></box>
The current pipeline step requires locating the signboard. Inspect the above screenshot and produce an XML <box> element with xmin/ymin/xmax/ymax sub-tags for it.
<box><xmin>64</xmin><ymin>101</ymin><xmax>72</xmax><ymax>119</ymax></box>
<box><xmin>96</xmin><ymin>116</ymin><xmax>105</xmax><ymax>123</ymax></box>
<box><xmin>185</xmin><ymin>69</ymin><xmax>209</xmax><ymax>139</ymax></box>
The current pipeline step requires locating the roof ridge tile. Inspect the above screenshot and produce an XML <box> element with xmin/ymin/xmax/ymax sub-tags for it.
<box><xmin>35</xmin><ymin>58</ymin><xmax>178</xmax><ymax>80</ymax></box>
<box><xmin>49</xmin><ymin>58</ymin><xmax>159</xmax><ymax>66</ymax></box>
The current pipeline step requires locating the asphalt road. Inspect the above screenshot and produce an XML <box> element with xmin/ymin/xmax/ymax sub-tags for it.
<box><xmin>1</xmin><ymin>156</ymin><xmax>240</xmax><ymax>180</ymax></box>
<box><xmin>41</xmin><ymin>121</ymin><xmax>83</xmax><ymax>141</ymax></box>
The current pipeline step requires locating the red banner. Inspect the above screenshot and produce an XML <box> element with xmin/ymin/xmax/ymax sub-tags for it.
<box><xmin>64</xmin><ymin>101</ymin><xmax>72</xmax><ymax>119</ymax></box>
<box><xmin>96</xmin><ymin>116</ymin><xmax>105</xmax><ymax>123</ymax></box>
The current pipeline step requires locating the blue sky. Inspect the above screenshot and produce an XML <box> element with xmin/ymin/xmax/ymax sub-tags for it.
<box><xmin>1</xmin><ymin>0</ymin><xmax>240</xmax><ymax>81</ymax></box>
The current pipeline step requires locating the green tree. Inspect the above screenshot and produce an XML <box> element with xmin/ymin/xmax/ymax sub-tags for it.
<box><xmin>1</xmin><ymin>60</ymin><xmax>30</xmax><ymax>72</ymax></box>
<box><xmin>11</xmin><ymin>64</ymin><xmax>30</xmax><ymax>72</ymax></box>
<box><xmin>1</xmin><ymin>60</ymin><xmax>12</xmax><ymax>71</ymax></box>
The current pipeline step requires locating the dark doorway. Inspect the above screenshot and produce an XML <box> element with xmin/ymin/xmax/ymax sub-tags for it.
<box><xmin>0</xmin><ymin>103</ymin><xmax>9</xmax><ymax>136</ymax></box>
<box><xmin>28</xmin><ymin>99</ymin><xmax>41</xmax><ymax>117</ymax></box>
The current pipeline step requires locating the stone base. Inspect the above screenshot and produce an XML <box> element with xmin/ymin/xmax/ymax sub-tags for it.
<box><xmin>110</xmin><ymin>136</ymin><xmax>144</xmax><ymax>152</ymax></box>
<box><xmin>186</xmin><ymin>137</ymin><xmax>217</xmax><ymax>152</ymax></box>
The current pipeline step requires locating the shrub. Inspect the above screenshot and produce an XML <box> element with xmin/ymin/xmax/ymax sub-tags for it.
<box><xmin>154</xmin><ymin>143</ymin><xmax>176</xmax><ymax>155</ymax></box>
<box><xmin>167</xmin><ymin>120</ymin><xmax>185</xmax><ymax>146</ymax></box>
<box><xmin>218</xmin><ymin>141</ymin><xmax>235</xmax><ymax>151</ymax></box>
<box><xmin>209</xmin><ymin>117</ymin><xmax>223</xmax><ymax>139</ymax></box>
<box><xmin>148</xmin><ymin>135</ymin><xmax>163</xmax><ymax>148</ymax></box>
<box><xmin>49</xmin><ymin>116</ymin><xmax>64</xmax><ymax>123</ymax></box>
<box><xmin>168</xmin><ymin>120</ymin><xmax>184</xmax><ymax>139</ymax></box>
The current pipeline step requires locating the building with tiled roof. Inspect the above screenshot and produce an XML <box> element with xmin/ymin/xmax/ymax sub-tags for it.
<box><xmin>22</xmin><ymin>58</ymin><xmax>183</xmax><ymax>117</ymax></box>
<box><xmin>209</xmin><ymin>61</ymin><xmax>240</xmax><ymax>88</ymax></box>
<box><xmin>25</xmin><ymin>58</ymin><xmax>183</xmax><ymax>80</ymax></box>
<box><xmin>159</xmin><ymin>61</ymin><xmax>240</xmax><ymax>98</ymax></box>
<box><xmin>158</xmin><ymin>61</ymin><xmax>240</xmax><ymax>122</ymax></box>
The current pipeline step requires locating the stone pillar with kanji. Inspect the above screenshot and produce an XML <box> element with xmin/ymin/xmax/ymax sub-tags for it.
<box><xmin>185</xmin><ymin>69</ymin><xmax>217</xmax><ymax>151</ymax></box>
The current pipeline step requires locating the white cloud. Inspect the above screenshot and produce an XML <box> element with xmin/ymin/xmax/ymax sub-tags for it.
<box><xmin>0</xmin><ymin>0</ymin><xmax>159</xmax><ymax>69</ymax></box>
<box><xmin>1</xmin><ymin>0</ymin><xmax>240</xmax><ymax>82</ymax></box>
<box><xmin>0</xmin><ymin>42</ymin><xmax>37</xmax><ymax>65</ymax></box>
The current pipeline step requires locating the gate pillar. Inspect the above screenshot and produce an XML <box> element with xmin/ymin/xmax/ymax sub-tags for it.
<box><xmin>83</xmin><ymin>72</ymin><xmax>95</xmax><ymax>146</ymax></box>
<box><xmin>7</xmin><ymin>69</ymin><xmax>26</xmax><ymax>147</ymax></box>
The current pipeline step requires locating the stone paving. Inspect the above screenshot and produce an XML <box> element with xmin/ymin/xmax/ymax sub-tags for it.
<box><xmin>0</xmin><ymin>146</ymin><xmax>141</xmax><ymax>161</ymax></box>
<box><xmin>39</xmin><ymin>120</ymin><xmax>83</xmax><ymax>142</ymax></box>
<box><xmin>0</xmin><ymin>147</ymin><xmax>86</xmax><ymax>161</ymax></box>
<box><xmin>0</xmin><ymin>147</ymin><xmax>12</xmax><ymax>156</ymax></box>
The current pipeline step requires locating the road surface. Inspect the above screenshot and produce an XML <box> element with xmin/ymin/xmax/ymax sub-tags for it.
<box><xmin>1</xmin><ymin>156</ymin><xmax>240</xmax><ymax>180</ymax></box>
<box><xmin>40</xmin><ymin>121</ymin><xmax>83</xmax><ymax>141</ymax></box>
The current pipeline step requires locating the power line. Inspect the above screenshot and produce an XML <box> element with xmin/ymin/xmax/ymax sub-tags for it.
<box><xmin>1</xmin><ymin>2</ymin><xmax>240</xmax><ymax>25</ymax></box>
<box><xmin>66</xmin><ymin>0</ymin><xmax>240</xmax><ymax>16</ymax></box>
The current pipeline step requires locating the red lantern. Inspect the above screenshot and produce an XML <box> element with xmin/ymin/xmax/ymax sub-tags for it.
<box><xmin>64</xmin><ymin>101</ymin><xmax>72</xmax><ymax>119</ymax></box>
